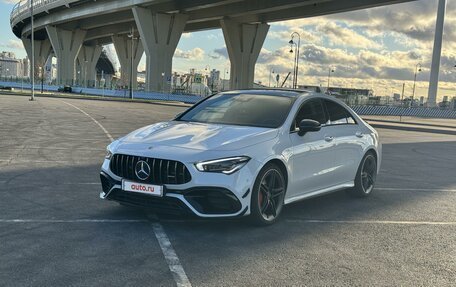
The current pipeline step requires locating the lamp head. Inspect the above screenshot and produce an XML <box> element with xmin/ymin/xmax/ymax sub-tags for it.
<box><xmin>289</xmin><ymin>39</ymin><xmax>294</xmax><ymax>45</ymax></box>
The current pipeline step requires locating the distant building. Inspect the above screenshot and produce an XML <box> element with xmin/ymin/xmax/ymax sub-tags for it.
<box><xmin>0</xmin><ymin>51</ymin><xmax>23</xmax><ymax>78</ymax></box>
<box><xmin>209</xmin><ymin>69</ymin><xmax>220</xmax><ymax>91</ymax></box>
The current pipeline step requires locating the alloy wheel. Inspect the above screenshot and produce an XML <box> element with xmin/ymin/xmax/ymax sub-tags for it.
<box><xmin>258</xmin><ymin>169</ymin><xmax>285</xmax><ymax>221</ymax></box>
<box><xmin>361</xmin><ymin>155</ymin><xmax>376</xmax><ymax>194</ymax></box>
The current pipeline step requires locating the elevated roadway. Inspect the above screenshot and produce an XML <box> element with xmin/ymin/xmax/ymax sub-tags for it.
<box><xmin>12</xmin><ymin>0</ymin><xmax>420</xmax><ymax>92</ymax></box>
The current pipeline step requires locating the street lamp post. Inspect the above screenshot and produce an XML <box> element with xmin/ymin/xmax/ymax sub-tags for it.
<box><xmin>205</xmin><ymin>65</ymin><xmax>212</xmax><ymax>93</ymax></box>
<box><xmin>269</xmin><ymin>68</ymin><xmax>275</xmax><ymax>87</ymax></box>
<box><xmin>327</xmin><ymin>67</ymin><xmax>335</xmax><ymax>92</ymax></box>
<box><xmin>222</xmin><ymin>68</ymin><xmax>228</xmax><ymax>91</ymax></box>
<box><xmin>412</xmin><ymin>63</ymin><xmax>422</xmax><ymax>102</ymax></box>
<box><xmin>30</xmin><ymin>0</ymin><xmax>35</xmax><ymax>101</ymax></box>
<box><xmin>289</xmin><ymin>32</ymin><xmax>301</xmax><ymax>89</ymax></box>
<box><xmin>84</xmin><ymin>60</ymin><xmax>88</xmax><ymax>88</ymax></box>
<box><xmin>127</xmin><ymin>27</ymin><xmax>137</xmax><ymax>99</ymax></box>
<box><xmin>40</xmin><ymin>66</ymin><xmax>44</xmax><ymax>93</ymax></box>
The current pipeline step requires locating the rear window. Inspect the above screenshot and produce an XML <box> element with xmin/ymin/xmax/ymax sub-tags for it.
<box><xmin>324</xmin><ymin>100</ymin><xmax>357</xmax><ymax>125</ymax></box>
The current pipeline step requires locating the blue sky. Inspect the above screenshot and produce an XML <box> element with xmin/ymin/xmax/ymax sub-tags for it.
<box><xmin>1</xmin><ymin>0</ymin><xmax>455</xmax><ymax>99</ymax></box>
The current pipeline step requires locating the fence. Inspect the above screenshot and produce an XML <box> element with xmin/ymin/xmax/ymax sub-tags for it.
<box><xmin>0</xmin><ymin>81</ymin><xmax>202</xmax><ymax>104</ymax></box>
<box><xmin>2</xmin><ymin>80</ymin><xmax>456</xmax><ymax>119</ymax></box>
<box><xmin>352</xmin><ymin>105</ymin><xmax>456</xmax><ymax>119</ymax></box>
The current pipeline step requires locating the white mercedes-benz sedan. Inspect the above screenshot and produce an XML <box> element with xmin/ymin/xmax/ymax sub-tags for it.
<box><xmin>100</xmin><ymin>89</ymin><xmax>381</xmax><ymax>225</ymax></box>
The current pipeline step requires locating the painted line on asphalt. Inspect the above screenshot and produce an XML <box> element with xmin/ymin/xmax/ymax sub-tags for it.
<box><xmin>0</xmin><ymin>159</ymin><xmax>87</xmax><ymax>164</ymax></box>
<box><xmin>2</xmin><ymin>218</ymin><xmax>454</xmax><ymax>226</ymax></box>
<box><xmin>152</xmin><ymin>222</ymin><xmax>192</xmax><ymax>287</ymax></box>
<box><xmin>285</xmin><ymin>219</ymin><xmax>456</xmax><ymax>226</ymax></box>
<box><xmin>0</xmin><ymin>219</ymin><xmax>148</xmax><ymax>223</ymax></box>
<box><xmin>61</xmin><ymin>99</ymin><xmax>191</xmax><ymax>287</ymax></box>
<box><xmin>60</xmin><ymin>100</ymin><xmax>114</xmax><ymax>142</ymax></box>
<box><xmin>376</xmin><ymin>187</ymin><xmax>456</xmax><ymax>192</ymax></box>
<box><xmin>0</xmin><ymin>146</ymin><xmax>104</xmax><ymax>151</ymax></box>
<box><xmin>39</xmin><ymin>184</ymin><xmax>456</xmax><ymax>192</ymax></box>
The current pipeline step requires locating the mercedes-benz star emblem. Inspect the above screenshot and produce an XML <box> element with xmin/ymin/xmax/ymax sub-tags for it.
<box><xmin>135</xmin><ymin>160</ymin><xmax>151</xmax><ymax>180</ymax></box>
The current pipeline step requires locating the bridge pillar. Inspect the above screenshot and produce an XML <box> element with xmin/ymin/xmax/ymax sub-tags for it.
<box><xmin>221</xmin><ymin>20</ymin><xmax>269</xmax><ymax>89</ymax></box>
<box><xmin>112</xmin><ymin>35</ymin><xmax>143</xmax><ymax>90</ymax></box>
<box><xmin>427</xmin><ymin>0</ymin><xmax>447</xmax><ymax>107</ymax></box>
<box><xmin>21</xmin><ymin>37</ymin><xmax>52</xmax><ymax>80</ymax></box>
<box><xmin>132</xmin><ymin>8</ymin><xmax>188</xmax><ymax>92</ymax></box>
<box><xmin>46</xmin><ymin>26</ymin><xmax>86</xmax><ymax>86</ymax></box>
<box><xmin>77</xmin><ymin>45</ymin><xmax>102</xmax><ymax>88</ymax></box>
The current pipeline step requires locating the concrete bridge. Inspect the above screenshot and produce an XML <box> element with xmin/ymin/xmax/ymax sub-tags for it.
<box><xmin>14</xmin><ymin>0</ymin><xmax>448</xmax><ymax>103</ymax></box>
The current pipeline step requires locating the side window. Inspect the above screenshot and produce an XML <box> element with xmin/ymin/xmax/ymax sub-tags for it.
<box><xmin>324</xmin><ymin>100</ymin><xmax>357</xmax><ymax>125</ymax></box>
<box><xmin>292</xmin><ymin>99</ymin><xmax>328</xmax><ymax>131</ymax></box>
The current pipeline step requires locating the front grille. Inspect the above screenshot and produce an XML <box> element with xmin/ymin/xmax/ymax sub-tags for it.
<box><xmin>110</xmin><ymin>154</ymin><xmax>191</xmax><ymax>185</ymax></box>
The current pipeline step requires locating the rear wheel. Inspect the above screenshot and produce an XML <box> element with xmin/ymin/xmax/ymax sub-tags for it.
<box><xmin>347</xmin><ymin>152</ymin><xmax>377</xmax><ymax>197</ymax></box>
<box><xmin>249</xmin><ymin>163</ymin><xmax>286</xmax><ymax>226</ymax></box>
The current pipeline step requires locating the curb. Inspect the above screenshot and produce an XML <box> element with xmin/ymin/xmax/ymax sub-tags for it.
<box><xmin>369</xmin><ymin>123</ymin><xmax>456</xmax><ymax>136</ymax></box>
<box><xmin>363</xmin><ymin>117</ymin><xmax>456</xmax><ymax>129</ymax></box>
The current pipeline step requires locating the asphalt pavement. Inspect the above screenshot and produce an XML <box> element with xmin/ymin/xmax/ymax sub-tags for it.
<box><xmin>0</xmin><ymin>94</ymin><xmax>455</xmax><ymax>286</ymax></box>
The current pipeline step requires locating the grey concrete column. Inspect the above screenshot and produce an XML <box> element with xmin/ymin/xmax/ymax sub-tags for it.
<box><xmin>112</xmin><ymin>35</ymin><xmax>143</xmax><ymax>89</ymax></box>
<box><xmin>46</xmin><ymin>26</ymin><xmax>86</xmax><ymax>86</ymax></box>
<box><xmin>221</xmin><ymin>20</ymin><xmax>269</xmax><ymax>89</ymax></box>
<box><xmin>132</xmin><ymin>8</ymin><xmax>188</xmax><ymax>92</ymax></box>
<box><xmin>77</xmin><ymin>45</ymin><xmax>102</xmax><ymax>87</ymax></box>
<box><xmin>427</xmin><ymin>0</ymin><xmax>447</xmax><ymax>107</ymax></box>
<box><xmin>21</xmin><ymin>37</ymin><xmax>52</xmax><ymax>79</ymax></box>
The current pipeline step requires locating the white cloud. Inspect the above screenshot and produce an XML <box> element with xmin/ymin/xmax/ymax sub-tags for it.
<box><xmin>1</xmin><ymin>39</ymin><xmax>23</xmax><ymax>50</ymax></box>
<box><xmin>174</xmin><ymin>47</ymin><xmax>205</xmax><ymax>60</ymax></box>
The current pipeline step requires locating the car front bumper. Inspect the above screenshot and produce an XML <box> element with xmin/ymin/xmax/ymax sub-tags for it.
<box><xmin>99</xmin><ymin>157</ymin><xmax>261</xmax><ymax>218</ymax></box>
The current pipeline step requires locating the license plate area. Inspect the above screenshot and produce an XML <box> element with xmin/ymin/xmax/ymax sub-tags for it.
<box><xmin>122</xmin><ymin>180</ymin><xmax>163</xmax><ymax>197</ymax></box>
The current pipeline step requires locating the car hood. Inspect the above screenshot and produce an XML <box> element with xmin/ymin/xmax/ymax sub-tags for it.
<box><xmin>119</xmin><ymin>121</ymin><xmax>278</xmax><ymax>151</ymax></box>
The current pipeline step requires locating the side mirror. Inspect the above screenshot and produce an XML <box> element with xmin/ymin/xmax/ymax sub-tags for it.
<box><xmin>298</xmin><ymin>119</ymin><xmax>321</xmax><ymax>136</ymax></box>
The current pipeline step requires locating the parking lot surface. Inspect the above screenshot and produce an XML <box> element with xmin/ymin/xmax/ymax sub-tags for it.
<box><xmin>1</xmin><ymin>94</ymin><xmax>455</xmax><ymax>286</ymax></box>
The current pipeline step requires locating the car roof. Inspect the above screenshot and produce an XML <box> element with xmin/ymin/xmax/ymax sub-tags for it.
<box><xmin>221</xmin><ymin>89</ymin><xmax>310</xmax><ymax>98</ymax></box>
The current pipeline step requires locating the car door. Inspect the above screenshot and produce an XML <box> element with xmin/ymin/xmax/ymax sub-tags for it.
<box><xmin>322</xmin><ymin>99</ymin><xmax>364</xmax><ymax>185</ymax></box>
<box><xmin>288</xmin><ymin>98</ymin><xmax>336</xmax><ymax>199</ymax></box>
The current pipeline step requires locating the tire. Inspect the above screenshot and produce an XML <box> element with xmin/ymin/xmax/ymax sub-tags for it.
<box><xmin>347</xmin><ymin>152</ymin><xmax>377</xmax><ymax>197</ymax></box>
<box><xmin>249</xmin><ymin>163</ymin><xmax>287</xmax><ymax>226</ymax></box>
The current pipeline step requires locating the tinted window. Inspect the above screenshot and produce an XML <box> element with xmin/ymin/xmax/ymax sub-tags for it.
<box><xmin>178</xmin><ymin>93</ymin><xmax>294</xmax><ymax>128</ymax></box>
<box><xmin>324</xmin><ymin>100</ymin><xmax>357</xmax><ymax>125</ymax></box>
<box><xmin>292</xmin><ymin>99</ymin><xmax>328</xmax><ymax>131</ymax></box>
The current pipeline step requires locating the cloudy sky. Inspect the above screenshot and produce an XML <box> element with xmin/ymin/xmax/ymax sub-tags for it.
<box><xmin>1</xmin><ymin>0</ymin><xmax>455</xmax><ymax>100</ymax></box>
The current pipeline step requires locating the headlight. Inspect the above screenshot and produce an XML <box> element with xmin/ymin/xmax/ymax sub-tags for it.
<box><xmin>105</xmin><ymin>147</ymin><xmax>113</xmax><ymax>160</ymax></box>
<box><xmin>195</xmin><ymin>156</ymin><xmax>250</xmax><ymax>174</ymax></box>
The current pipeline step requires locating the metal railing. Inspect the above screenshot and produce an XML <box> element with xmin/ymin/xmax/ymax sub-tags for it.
<box><xmin>10</xmin><ymin>0</ymin><xmax>63</xmax><ymax>27</ymax></box>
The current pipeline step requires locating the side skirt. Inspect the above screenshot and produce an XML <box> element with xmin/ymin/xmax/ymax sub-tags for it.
<box><xmin>284</xmin><ymin>182</ymin><xmax>354</xmax><ymax>205</ymax></box>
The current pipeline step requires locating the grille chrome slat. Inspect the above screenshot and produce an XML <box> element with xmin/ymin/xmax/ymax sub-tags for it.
<box><xmin>159</xmin><ymin>160</ymin><xmax>163</xmax><ymax>185</ymax></box>
<box><xmin>174</xmin><ymin>161</ymin><xmax>178</xmax><ymax>184</ymax></box>
<box><xmin>110</xmin><ymin>154</ymin><xmax>191</xmax><ymax>185</ymax></box>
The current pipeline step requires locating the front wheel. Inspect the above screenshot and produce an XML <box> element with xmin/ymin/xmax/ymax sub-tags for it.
<box><xmin>249</xmin><ymin>163</ymin><xmax>286</xmax><ymax>226</ymax></box>
<box><xmin>347</xmin><ymin>152</ymin><xmax>377</xmax><ymax>197</ymax></box>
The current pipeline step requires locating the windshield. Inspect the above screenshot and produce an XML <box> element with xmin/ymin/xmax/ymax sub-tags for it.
<box><xmin>178</xmin><ymin>93</ymin><xmax>295</xmax><ymax>128</ymax></box>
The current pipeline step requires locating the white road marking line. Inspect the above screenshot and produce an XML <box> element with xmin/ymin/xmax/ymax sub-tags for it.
<box><xmin>152</xmin><ymin>223</ymin><xmax>192</xmax><ymax>287</ymax></box>
<box><xmin>0</xmin><ymin>219</ymin><xmax>148</xmax><ymax>223</ymax></box>
<box><xmin>24</xmin><ymin>183</ymin><xmax>456</xmax><ymax>192</ymax></box>
<box><xmin>0</xmin><ymin>159</ymin><xmax>90</xmax><ymax>163</ymax></box>
<box><xmin>285</xmin><ymin>219</ymin><xmax>456</xmax><ymax>226</ymax></box>
<box><xmin>376</xmin><ymin>187</ymin><xmax>456</xmax><ymax>192</ymax></box>
<box><xmin>60</xmin><ymin>99</ymin><xmax>191</xmax><ymax>287</ymax></box>
<box><xmin>0</xmin><ymin>147</ymin><xmax>104</xmax><ymax>151</ymax></box>
<box><xmin>60</xmin><ymin>100</ymin><xmax>114</xmax><ymax>142</ymax></box>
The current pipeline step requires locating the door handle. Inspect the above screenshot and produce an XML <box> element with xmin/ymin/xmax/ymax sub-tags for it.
<box><xmin>355</xmin><ymin>131</ymin><xmax>364</xmax><ymax>138</ymax></box>
<box><xmin>324</xmin><ymin>136</ymin><xmax>334</xmax><ymax>142</ymax></box>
